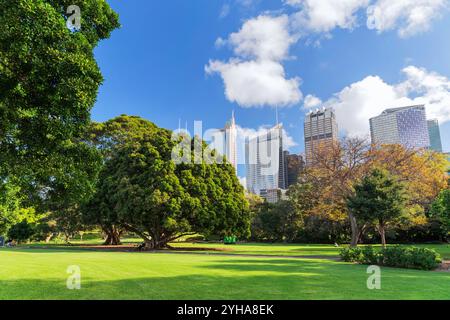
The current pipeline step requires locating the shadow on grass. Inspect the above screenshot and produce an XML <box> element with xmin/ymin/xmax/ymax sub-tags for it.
<box><xmin>1</xmin><ymin>266</ymin><xmax>449</xmax><ymax>300</ymax></box>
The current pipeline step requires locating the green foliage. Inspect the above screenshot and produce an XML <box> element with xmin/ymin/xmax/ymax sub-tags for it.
<box><xmin>251</xmin><ymin>200</ymin><xmax>302</xmax><ymax>242</ymax></box>
<box><xmin>430</xmin><ymin>189</ymin><xmax>450</xmax><ymax>238</ymax></box>
<box><xmin>87</xmin><ymin>117</ymin><xmax>250</xmax><ymax>249</ymax></box>
<box><xmin>381</xmin><ymin>246</ymin><xmax>442</xmax><ymax>270</ymax></box>
<box><xmin>0</xmin><ymin>0</ymin><xmax>119</xmax><ymax>210</ymax></box>
<box><xmin>347</xmin><ymin>168</ymin><xmax>409</xmax><ymax>246</ymax></box>
<box><xmin>0</xmin><ymin>181</ymin><xmax>22</xmax><ymax>235</ymax></box>
<box><xmin>296</xmin><ymin>215</ymin><xmax>350</xmax><ymax>244</ymax></box>
<box><xmin>339</xmin><ymin>247</ymin><xmax>364</xmax><ymax>263</ymax></box>
<box><xmin>340</xmin><ymin>246</ymin><xmax>442</xmax><ymax>270</ymax></box>
<box><xmin>7</xmin><ymin>221</ymin><xmax>35</xmax><ymax>243</ymax></box>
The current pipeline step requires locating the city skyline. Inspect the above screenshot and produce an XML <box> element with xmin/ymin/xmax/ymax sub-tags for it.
<box><xmin>92</xmin><ymin>1</ymin><xmax>450</xmax><ymax>158</ymax></box>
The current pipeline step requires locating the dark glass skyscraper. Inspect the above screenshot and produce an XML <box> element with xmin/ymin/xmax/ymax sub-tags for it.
<box><xmin>427</xmin><ymin>119</ymin><xmax>443</xmax><ymax>152</ymax></box>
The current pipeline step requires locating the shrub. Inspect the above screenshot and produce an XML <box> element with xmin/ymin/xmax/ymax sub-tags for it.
<box><xmin>381</xmin><ymin>246</ymin><xmax>442</xmax><ymax>270</ymax></box>
<box><xmin>360</xmin><ymin>246</ymin><xmax>380</xmax><ymax>265</ymax></box>
<box><xmin>339</xmin><ymin>247</ymin><xmax>363</xmax><ymax>262</ymax></box>
<box><xmin>340</xmin><ymin>246</ymin><xmax>442</xmax><ymax>270</ymax></box>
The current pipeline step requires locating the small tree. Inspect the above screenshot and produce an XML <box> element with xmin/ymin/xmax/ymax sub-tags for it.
<box><xmin>347</xmin><ymin>168</ymin><xmax>408</xmax><ymax>247</ymax></box>
<box><xmin>430</xmin><ymin>189</ymin><xmax>450</xmax><ymax>240</ymax></box>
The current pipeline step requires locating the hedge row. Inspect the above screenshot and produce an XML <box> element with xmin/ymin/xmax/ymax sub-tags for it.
<box><xmin>339</xmin><ymin>246</ymin><xmax>442</xmax><ymax>270</ymax></box>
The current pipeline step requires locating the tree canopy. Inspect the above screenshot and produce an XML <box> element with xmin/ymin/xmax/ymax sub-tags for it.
<box><xmin>0</xmin><ymin>0</ymin><xmax>119</xmax><ymax>194</ymax></box>
<box><xmin>86</xmin><ymin>117</ymin><xmax>250</xmax><ymax>249</ymax></box>
<box><xmin>347</xmin><ymin>168</ymin><xmax>409</xmax><ymax>247</ymax></box>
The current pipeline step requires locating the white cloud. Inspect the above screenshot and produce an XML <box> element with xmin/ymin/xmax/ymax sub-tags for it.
<box><xmin>228</xmin><ymin>15</ymin><xmax>296</xmax><ymax>60</ymax></box>
<box><xmin>303</xmin><ymin>94</ymin><xmax>322</xmax><ymax>109</ymax></box>
<box><xmin>285</xmin><ymin>0</ymin><xmax>448</xmax><ymax>37</ymax></box>
<box><xmin>219</xmin><ymin>4</ymin><xmax>231</xmax><ymax>19</ymax></box>
<box><xmin>238</xmin><ymin>176</ymin><xmax>247</xmax><ymax>189</ymax></box>
<box><xmin>206</xmin><ymin>15</ymin><xmax>302</xmax><ymax>108</ymax></box>
<box><xmin>287</xmin><ymin>0</ymin><xmax>370</xmax><ymax>34</ymax></box>
<box><xmin>319</xmin><ymin>65</ymin><xmax>450</xmax><ymax>137</ymax></box>
<box><xmin>367</xmin><ymin>0</ymin><xmax>449</xmax><ymax>37</ymax></box>
<box><xmin>206</xmin><ymin>59</ymin><xmax>302</xmax><ymax>107</ymax></box>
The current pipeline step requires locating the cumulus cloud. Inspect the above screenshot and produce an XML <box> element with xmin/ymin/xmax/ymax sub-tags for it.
<box><xmin>206</xmin><ymin>59</ymin><xmax>302</xmax><ymax>107</ymax></box>
<box><xmin>287</xmin><ymin>0</ymin><xmax>370</xmax><ymax>34</ymax></box>
<box><xmin>319</xmin><ymin>66</ymin><xmax>450</xmax><ymax>137</ymax></box>
<box><xmin>367</xmin><ymin>0</ymin><xmax>449</xmax><ymax>37</ymax></box>
<box><xmin>285</xmin><ymin>0</ymin><xmax>448</xmax><ymax>37</ymax></box>
<box><xmin>303</xmin><ymin>94</ymin><xmax>323</xmax><ymax>109</ymax></box>
<box><xmin>206</xmin><ymin>15</ymin><xmax>302</xmax><ymax>108</ymax></box>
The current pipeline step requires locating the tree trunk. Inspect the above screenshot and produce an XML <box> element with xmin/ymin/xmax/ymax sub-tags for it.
<box><xmin>45</xmin><ymin>234</ymin><xmax>54</xmax><ymax>243</ymax></box>
<box><xmin>103</xmin><ymin>227</ymin><xmax>122</xmax><ymax>245</ymax></box>
<box><xmin>143</xmin><ymin>237</ymin><xmax>169</xmax><ymax>250</ymax></box>
<box><xmin>349</xmin><ymin>212</ymin><xmax>359</xmax><ymax>247</ymax></box>
<box><xmin>379</xmin><ymin>225</ymin><xmax>387</xmax><ymax>248</ymax></box>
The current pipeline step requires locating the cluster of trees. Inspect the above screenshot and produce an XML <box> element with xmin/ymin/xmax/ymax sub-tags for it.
<box><xmin>0</xmin><ymin>2</ymin><xmax>251</xmax><ymax>248</ymax></box>
<box><xmin>251</xmin><ymin>139</ymin><xmax>450</xmax><ymax>246</ymax></box>
<box><xmin>0</xmin><ymin>0</ymin><xmax>119</xmax><ymax>242</ymax></box>
<box><xmin>2</xmin><ymin>114</ymin><xmax>252</xmax><ymax>249</ymax></box>
<box><xmin>1</xmin><ymin>2</ymin><xmax>449</xmax><ymax>249</ymax></box>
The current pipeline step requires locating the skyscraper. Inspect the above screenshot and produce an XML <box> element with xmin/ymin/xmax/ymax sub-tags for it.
<box><xmin>245</xmin><ymin>124</ymin><xmax>287</xmax><ymax>196</ymax></box>
<box><xmin>304</xmin><ymin>108</ymin><xmax>338</xmax><ymax>166</ymax></box>
<box><xmin>284</xmin><ymin>152</ymin><xmax>304</xmax><ymax>187</ymax></box>
<box><xmin>427</xmin><ymin>119</ymin><xmax>443</xmax><ymax>153</ymax></box>
<box><xmin>213</xmin><ymin>112</ymin><xmax>237</xmax><ymax>172</ymax></box>
<box><xmin>369</xmin><ymin>105</ymin><xmax>430</xmax><ymax>149</ymax></box>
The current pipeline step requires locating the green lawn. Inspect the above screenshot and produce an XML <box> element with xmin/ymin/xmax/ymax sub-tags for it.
<box><xmin>1</xmin><ymin>248</ymin><xmax>449</xmax><ymax>300</ymax></box>
<box><xmin>26</xmin><ymin>240</ymin><xmax>450</xmax><ymax>259</ymax></box>
<box><xmin>170</xmin><ymin>242</ymin><xmax>450</xmax><ymax>260</ymax></box>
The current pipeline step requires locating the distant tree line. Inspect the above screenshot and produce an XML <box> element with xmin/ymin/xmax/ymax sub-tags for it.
<box><xmin>250</xmin><ymin>139</ymin><xmax>450</xmax><ymax>246</ymax></box>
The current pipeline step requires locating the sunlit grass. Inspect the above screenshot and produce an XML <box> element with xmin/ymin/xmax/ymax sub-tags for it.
<box><xmin>0</xmin><ymin>248</ymin><xmax>449</xmax><ymax>300</ymax></box>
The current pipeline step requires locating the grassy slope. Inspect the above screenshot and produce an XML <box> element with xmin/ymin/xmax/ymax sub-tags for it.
<box><xmin>1</xmin><ymin>248</ymin><xmax>449</xmax><ymax>300</ymax></box>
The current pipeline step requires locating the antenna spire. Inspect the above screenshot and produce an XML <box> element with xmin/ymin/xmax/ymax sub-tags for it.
<box><xmin>276</xmin><ymin>105</ymin><xmax>279</xmax><ymax>126</ymax></box>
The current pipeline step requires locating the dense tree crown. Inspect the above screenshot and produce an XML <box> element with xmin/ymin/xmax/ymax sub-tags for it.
<box><xmin>347</xmin><ymin>168</ymin><xmax>409</xmax><ymax>247</ymax></box>
<box><xmin>86</xmin><ymin>117</ymin><xmax>250</xmax><ymax>249</ymax></box>
<box><xmin>0</xmin><ymin>0</ymin><xmax>119</xmax><ymax>181</ymax></box>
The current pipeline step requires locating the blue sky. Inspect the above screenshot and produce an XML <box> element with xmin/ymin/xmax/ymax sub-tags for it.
<box><xmin>92</xmin><ymin>0</ymin><xmax>450</xmax><ymax>166</ymax></box>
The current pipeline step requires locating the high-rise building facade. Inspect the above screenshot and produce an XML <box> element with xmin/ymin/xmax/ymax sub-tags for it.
<box><xmin>304</xmin><ymin>108</ymin><xmax>338</xmax><ymax>166</ymax></box>
<box><xmin>427</xmin><ymin>119</ymin><xmax>443</xmax><ymax>153</ymax></box>
<box><xmin>284</xmin><ymin>152</ymin><xmax>304</xmax><ymax>187</ymax></box>
<box><xmin>213</xmin><ymin>112</ymin><xmax>238</xmax><ymax>172</ymax></box>
<box><xmin>369</xmin><ymin>105</ymin><xmax>430</xmax><ymax>149</ymax></box>
<box><xmin>245</xmin><ymin>124</ymin><xmax>287</xmax><ymax>196</ymax></box>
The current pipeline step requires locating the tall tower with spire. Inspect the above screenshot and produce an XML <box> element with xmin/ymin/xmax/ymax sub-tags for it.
<box><xmin>223</xmin><ymin>111</ymin><xmax>238</xmax><ymax>172</ymax></box>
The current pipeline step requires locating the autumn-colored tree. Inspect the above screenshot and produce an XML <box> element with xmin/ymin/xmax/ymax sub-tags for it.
<box><xmin>369</xmin><ymin>145</ymin><xmax>448</xmax><ymax>208</ymax></box>
<box><xmin>297</xmin><ymin>137</ymin><xmax>371</xmax><ymax>246</ymax></box>
<box><xmin>290</xmin><ymin>139</ymin><xmax>448</xmax><ymax>247</ymax></box>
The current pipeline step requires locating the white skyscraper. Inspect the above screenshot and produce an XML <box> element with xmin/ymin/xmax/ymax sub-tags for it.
<box><xmin>222</xmin><ymin>112</ymin><xmax>237</xmax><ymax>171</ymax></box>
<box><xmin>211</xmin><ymin>112</ymin><xmax>237</xmax><ymax>172</ymax></box>
<box><xmin>245</xmin><ymin>124</ymin><xmax>287</xmax><ymax>197</ymax></box>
